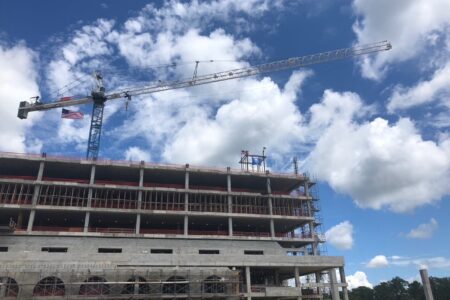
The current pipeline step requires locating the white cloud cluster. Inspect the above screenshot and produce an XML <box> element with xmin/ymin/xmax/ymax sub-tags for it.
<box><xmin>370</xmin><ymin>255</ymin><xmax>450</xmax><ymax>270</ymax></box>
<box><xmin>407</xmin><ymin>218</ymin><xmax>438</xmax><ymax>239</ymax></box>
<box><xmin>306</xmin><ymin>90</ymin><xmax>450</xmax><ymax>212</ymax></box>
<box><xmin>352</xmin><ymin>0</ymin><xmax>450</xmax><ymax>79</ymax></box>
<box><xmin>346</xmin><ymin>271</ymin><xmax>373</xmax><ymax>290</ymax></box>
<box><xmin>367</xmin><ymin>255</ymin><xmax>389</xmax><ymax>268</ymax></box>
<box><xmin>0</xmin><ymin>42</ymin><xmax>41</xmax><ymax>153</ymax></box>
<box><xmin>387</xmin><ymin>62</ymin><xmax>450</xmax><ymax>112</ymax></box>
<box><xmin>324</xmin><ymin>221</ymin><xmax>354</xmax><ymax>250</ymax></box>
<box><xmin>124</xmin><ymin>146</ymin><xmax>151</xmax><ymax>162</ymax></box>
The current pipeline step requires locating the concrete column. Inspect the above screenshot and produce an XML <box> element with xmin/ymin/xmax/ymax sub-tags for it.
<box><xmin>228</xmin><ymin>217</ymin><xmax>233</xmax><ymax>236</ymax></box>
<box><xmin>86</xmin><ymin>165</ymin><xmax>96</xmax><ymax>207</ymax></box>
<box><xmin>339</xmin><ymin>267</ymin><xmax>349</xmax><ymax>300</ymax></box>
<box><xmin>294</xmin><ymin>266</ymin><xmax>302</xmax><ymax>299</ymax></box>
<box><xmin>184</xmin><ymin>215</ymin><xmax>188</xmax><ymax>236</ymax></box>
<box><xmin>138</xmin><ymin>167</ymin><xmax>144</xmax><ymax>209</ymax></box>
<box><xmin>84</xmin><ymin>212</ymin><xmax>90</xmax><ymax>233</ymax></box>
<box><xmin>185</xmin><ymin>164</ymin><xmax>189</xmax><ymax>212</ymax></box>
<box><xmin>245</xmin><ymin>266</ymin><xmax>252</xmax><ymax>300</ymax></box>
<box><xmin>329</xmin><ymin>268</ymin><xmax>340</xmax><ymax>300</ymax></box>
<box><xmin>270</xmin><ymin>219</ymin><xmax>275</xmax><ymax>238</ymax></box>
<box><xmin>227</xmin><ymin>169</ymin><xmax>233</xmax><ymax>213</ymax></box>
<box><xmin>274</xmin><ymin>270</ymin><xmax>279</xmax><ymax>286</ymax></box>
<box><xmin>27</xmin><ymin>210</ymin><xmax>35</xmax><ymax>232</ymax></box>
<box><xmin>315</xmin><ymin>272</ymin><xmax>322</xmax><ymax>295</ymax></box>
<box><xmin>135</xmin><ymin>214</ymin><xmax>141</xmax><ymax>234</ymax></box>
<box><xmin>420</xmin><ymin>269</ymin><xmax>434</xmax><ymax>300</ymax></box>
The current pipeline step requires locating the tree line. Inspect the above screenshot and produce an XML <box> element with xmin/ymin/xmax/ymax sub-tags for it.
<box><xmin>347</xmin><ymin>276</ymin><xmax>450</xmax><ymax>300</ymax></box>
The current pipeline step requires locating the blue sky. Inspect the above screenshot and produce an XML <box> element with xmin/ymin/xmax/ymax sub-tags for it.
<box><xmin>1</xmin><ymin>0</ymin><xmax>449</xmax><ymax>288</ymax></box>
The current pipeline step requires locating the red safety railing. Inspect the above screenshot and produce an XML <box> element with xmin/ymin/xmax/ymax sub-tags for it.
<box><xmin>95</xmin><ymin>179</ymin><xmax>139</xmax><ymax>186</ymax></box>
<box><xmin>0</xmin><ymin>198</ymin><xmax>32</xmax><ymax>205</ymax></box>
<box><xmin>88</xmin><ymin>227</ymin><xmax>135</xmax><ymax>234</ymax></box>
<box><xmin>42</xmin><ymin>177</ymin><xmax>89</xmax><ymax>184</ymax></box>
<box><xmin>0</xmin><ymin>175</ymin><xmax>36</xmax><ymax>181</ymax></box>
<box><xmin>91</xmin><ymin>199</ymin><xmax>138</xmax><ymax>210</ymax></box>
<box><xmin>140</xmin><ymin>228</ymin><xmax>183</xmax><ymax>235</ymax></box>
<box><xmin>188</xmin><ymin>230</ymin><xmax>228</xmax><ymax>236</ymax></box>
<box><xmin>275</xmin><ymin>232</ymin><xmax>312</xmax><ymax>239</ymax></box>
<box><xmin>32</xmin><ymin>226</ymin><xmax>84</xmax><ymax>232</ymax></box>
<box><xmin>233</xmin><ymin>231</ymin><xmax>271</xmax><ymax>237</ymax></box>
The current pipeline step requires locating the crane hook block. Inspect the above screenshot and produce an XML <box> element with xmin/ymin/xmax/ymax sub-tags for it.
<box><xmin>17</xmin><ymin>101</ymin><xmax>30</xmax><ymax>119</ymax></box>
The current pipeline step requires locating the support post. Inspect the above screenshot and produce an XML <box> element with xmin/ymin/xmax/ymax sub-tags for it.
<box><xmin>27</xmin><ymin>160</ymin><xmax>45</xmax><ymax>232</ymax></box>
<box><xmin>135</xmin><ymin>214</ymin><xmax>141</xmax><ymax>234</ymax></box>
<box><xmin>227</xmin><ymin>168</ymin><xmax>233</xmax><ymax>213</ymax></box>
<box><xmin>270</xmin><ymin>219</ymin><xmax>275</xmax><ymax>238</ymax></box>
<box><xmin>245</xmin><ymin>266</ymin><xmax>252</xmax><ymax>300</ymax></box>
<box><xmin>329</xmin><ymin>268</ymin><xmax>340</xmax><ymax>300</ymax></box>
<box><xmin>185</xmin><ymin>164</ymin><xmax>189</xmax><ymax>211</ymax></box>
<box><xmin>184</xmin><ymin>215</ymin><xmax>188</xmax><ymax>236</ymax></box>
<box><xmin>420</xmin><ymin>269</ymin><xmax>434</xmax><ymax>300</ymax></box>
<box><xmin>294</xmin><ymin>266</ymin><xmax>302</xmax><ymax>299</ymax></box>
<box><xmin>339</xmin><ymin>267</ymin><xmax>349</xmax><ymax>300</ymax></box>
<box><xmin>228</xmin><ymin>217</ymin><xmax>233</xmax><ymax>236</ymax></box>
<box><xmin>84</xmin><ymin>212</ymin><xmax>90</xmax><ymax>233</ymax></box>
<box><xmin>315</xmin><ymin>272</ymin><xmax>322</xmax><ymax>295</ymax></box>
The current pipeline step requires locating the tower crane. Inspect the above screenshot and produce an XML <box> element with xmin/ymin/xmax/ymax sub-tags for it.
<box><xmin>17</xmin><ymin>41</ymin><xmax>391</xmax><ymax>160</ymax></box>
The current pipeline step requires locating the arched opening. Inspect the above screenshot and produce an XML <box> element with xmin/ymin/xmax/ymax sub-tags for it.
<box><xmin>33</xmin><ymin>276</ymin><xmax>65</xmax><ymax>296</ymax></box>
<box><xmin>79</xmin><ymin>276</ymin><xmax>110</xmax><ymax>296</ymax></box>
<box><xmin>0</xmin><ymin>277</ymin><xmax>19</xmax><ymax>298</ymax></box>
<box><xmin>203</xmin><ymin>275</ymin><xmax>226</xmax><ymax>294</ymax></box>
<box><xmin>162</xmin><ymin>276</ymin><xmax>189</xmax><ymax>294</ymax></box>
<box><xmin>121</xmin><ymin>276</ymin><xmax>150</xmax><ymax>295</ymax></box>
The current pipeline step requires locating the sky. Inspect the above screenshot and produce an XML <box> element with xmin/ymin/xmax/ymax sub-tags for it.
<box><xmin>1</xmin><ymin>0</ymin><xmax>450</xmax><ymax>288</ymax></box>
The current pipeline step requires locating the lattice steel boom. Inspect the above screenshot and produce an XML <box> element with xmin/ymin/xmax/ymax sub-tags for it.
<box><xmin>17</xmin><ymin>41</ymin><xmax>391</xmax><ymax>159</ymax></box>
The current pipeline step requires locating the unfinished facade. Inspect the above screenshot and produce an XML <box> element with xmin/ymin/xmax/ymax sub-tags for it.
<box><xmin>0</xmin><ymin>152</ymin><xmax>349</xmax><ymax>299</ymax></box>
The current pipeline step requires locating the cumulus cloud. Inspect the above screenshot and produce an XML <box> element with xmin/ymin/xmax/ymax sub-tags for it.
<box><xmin>352</xmin><ymin>0</ymin><xmax>450</xmax><ymax>79</ymax></box>
<box><xmin>387</xmin><ymin>62</ymin><xmax>450</xmax><ymax>112</ymax></box>
<box><xmin>306</xmin><ymin>90</ymin><xmax>450</xmax><ymax>212</ymax></box>
<box><xmin>346</xmin><ymin>271</ymin><xmax>373</xmax><ymax>290</ymax></box>
<box><xmin>367</xmin><ymin>255</ymin><xmax>389</xmax><ymax>268</ymax></box>
<box><xmin>389</xmin><ymin>255</ymin><xmax>450</xmax><ymax>269</ymax></box>
<box><xmin>124</xmin><ymin>146</ymin><xmax>151</xmax><ymax>162</ymax></box>
<box><xmin>407</xmin><ymin>218</ymin><xmax>438</xmax><ymax>239</ymax></box>
<box><xmin>0</xmin><ymin>42</ymin><xmax>41</xmax><ymax>153</ymax></box>
<box><xmin>324</xmin><ymin>221</ymin><xmax>354</xmax><ymax>250</ymax></box>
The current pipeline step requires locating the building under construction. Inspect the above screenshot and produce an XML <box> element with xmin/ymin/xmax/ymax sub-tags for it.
<box><xmin>0</xmin><ymin>152</ymin><xmax>349</xmax><ymax>299</ymax></box>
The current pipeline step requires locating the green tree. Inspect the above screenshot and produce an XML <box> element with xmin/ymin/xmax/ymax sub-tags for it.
<box><xmin>349</xmin><ymin>286</ymin><xmax>374</xmax><ymax>300</ymax></box>
<box><xmin>374</xmin><ymin>277</ymin><xmax>409</xmax><ymax>300</ymax></box>
<box><xmin>430</xmin><ymin>277</ymin><xmax>450</xmax><ymax>300</ymax></box>
<box><xmin>407</xmin><ymin>281</ymin><xmax>425</xmax><ymax>300</ymax></box>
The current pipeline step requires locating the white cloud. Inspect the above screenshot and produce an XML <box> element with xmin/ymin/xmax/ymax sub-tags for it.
<box><xmin>0</xmin><ymin>42</ymin><xmax>42</xmax><ymax>153</ymax></box>
<box><xmin>367</xmin><ymin>255</ymin><xmax>389</xmax><ymax>268</ymax></box>
<box><xmin>306</xmin><ymin>90</ymin><xmax>450</xmax><ymax>212</ymax></box>
<box><xmin>407</xmin><ymin>218</ymin><xmax>438</xmax><ymax>239</ymax></box>
<box><xmin>124</xmin><ymin>146</ymin><xmax>151</xmax><ymax>162</ymax></box>
<box><xmin>324</xmin><ymin>221</ymin><xmax>354</xmax><ymax>250</ymax></box>
<box><xmin>352</xmin><ymin>0</ymin><xmax>450</xmax><ymax>79</ymax></box>
<box><xmin>388</xmin><ymin>62</ymin><xmax>450</xmax><ymax>112</ymax></box>
<box><xmin>346</xmin><ymin>271</ymin><xmax>373</xmax><ymax>290</ymax></box>
<box><xmin>389</xmin><ymin>256</ymin><xmax>450</xmax><ymax>269</ymax></box>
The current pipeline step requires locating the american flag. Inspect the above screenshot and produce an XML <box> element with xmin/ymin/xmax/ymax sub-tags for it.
<box><xmin>61</xmin><ymin>109</ymin><xmax>83</xmax><ymax>120</ymax></box>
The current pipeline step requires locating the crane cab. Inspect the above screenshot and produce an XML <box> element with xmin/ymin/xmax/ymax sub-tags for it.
<box><xmin>17</xmin><ymin>101</ymin><xmax>30</xmax><ymax>119</ymax></box>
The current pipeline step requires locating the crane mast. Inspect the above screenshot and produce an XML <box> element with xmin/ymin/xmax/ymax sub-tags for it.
<box><xmin>17</xmin><ymin>41</ymin><xmax>391</xmax><ymax>159</ymax></box>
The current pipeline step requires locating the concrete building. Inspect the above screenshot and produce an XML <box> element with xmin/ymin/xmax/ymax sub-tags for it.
<box><xmin>0</xmin><ymin>152</ymin><xmax>348</xmax><ymax>299</ymax></box>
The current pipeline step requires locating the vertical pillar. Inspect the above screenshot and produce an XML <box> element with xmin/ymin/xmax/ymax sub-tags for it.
<box><xmin>185</xmin><ymin>164</ymin><xmax>189</xmax><ymax>211</ymax></box>
<box><xmin>315</xmin><ymin>272</ymin><xmax>322</xmax><ymax>296</ymax></box>
<box><xmin>0</xmin><ymin>277</ymin><xmax>7</xmax><ymax>297</ymax></box>
<box><xmin>17</xmin><ymin>211</ymin><xmax>23</xmax><ymax>228</ymax></box>
<box><xmin>227</xmin><ymin>168</ymin><xmax>233</xmax><ymax>236</ymax></box>
<box><xmin>27</xmin><ymin>160</ymin><xmax>45</xmax><ymax>232</ymax></box>
<box><xmin>84</xmin><ymin>164</ymin><xmax>96</xmax><ymax>233</ymax></box>
<box><xmin>420</xmin><ymin>269</ymin><xmax>434</xmax><ymax>300</ymax></box>
<box><xmin>245</xmin><ymin>266</ymin><xmax>252</xmax><ymax>300</ymax></box>
<box><xmin>184</xmin><ymin>215</ymin><xmax>188</xmax><ymax>236</ymax></box>
<box><xmin>274</xmin><ymin>270</ymin><xmax>279</xmax><ymax>286</ymax></box>
<box><xmin>294</xmin><ymin>266</ymin><xmax>302</xmax><ymax>299</ymax></box>
<box><xmin>329</xmin><ymin>268</ymin><xmax>340</xmax><ymax>300</ymax></box>
<box><xmin>339</xmin><ymin>267</ymin><xmax>349</xmax><ymax>300</ymax></box>
<box><xmin>84</xmin><ymin>212</ymin><xmax>90</xmax><ymax>232</ymax></box>
<box><xmin>136</xmin><ymin>165</ymin><xmax>144</xmax><ymax>234</ymax></box>
<box><xmin>270</xmin><ymin>219</ymin><xmax>275</xmax><ymax>238</ymax></box>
